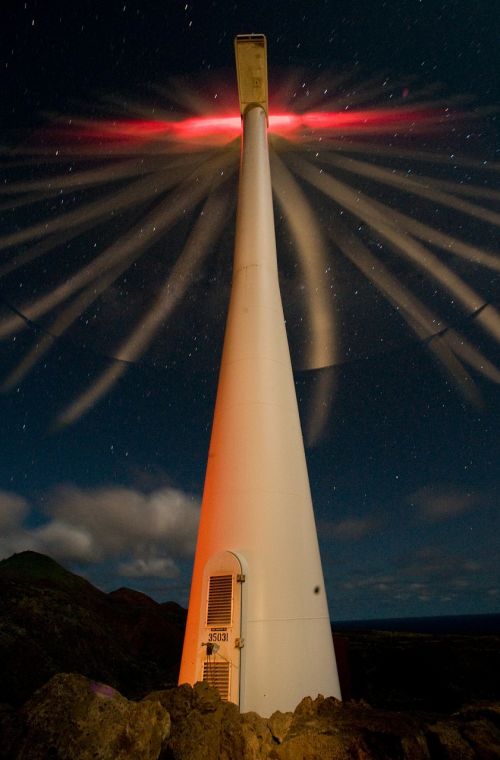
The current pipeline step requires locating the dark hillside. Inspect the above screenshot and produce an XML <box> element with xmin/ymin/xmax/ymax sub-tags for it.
<box><xmin>0</xmin><ymin>551</ymin><xmax>185</xmax><ymax>706</ymax></box>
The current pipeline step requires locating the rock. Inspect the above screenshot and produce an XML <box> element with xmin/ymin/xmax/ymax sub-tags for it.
<box><xmin>12</xmin><ymin>673</ymin><xmax>170</xmax><ymax>760</ymax></box>
<box><xmin>426</xmin><ymin>719</ymin><xmax>477</xmax><ymax>759</ymax></box>
<box><xmin>142</xmin><ymin>683</ymin><xmax>500</xmax><ymax>759</ymax></box>
<box><xmin>239</xmin><ymin>711</ymin><xmax>275</xmax><ymax>759</ymax></box>
<box><xmin>268</xmin><ymin>710</ymin><xmax>293</xmax><ymax>743</ymax></box>
<box><xmin>275</xmin><ymin>695</ymin><xmax>431</xmax><ymax>760</ymax></box>
<box><xmin>147</xmin><ymin>686</ymin><xmax>432</xmax><ymax>759</ymax></box>
<box><xmin>145</xmin><ymin>681</ymin><xmax>246</xmax><ymax>760</ymax></box>
<box><xmin>426</xmin><ymin>703</ymin><xmax>500</xmax><ymax>759</ymax></box>
<box><xmin>4</xmin><ymin>675</ymin><xmax>500</xmax><ymax>759</ymax></box>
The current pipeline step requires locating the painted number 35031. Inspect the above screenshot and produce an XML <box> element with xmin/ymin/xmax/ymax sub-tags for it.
<box><xmin>208</xmin><ymin>632</ymin><xmax>228</xmax><ymax>642</ymax></box>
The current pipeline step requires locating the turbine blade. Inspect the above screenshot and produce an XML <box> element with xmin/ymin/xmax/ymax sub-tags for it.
<box><xmin>0</xmin><ymin>219</ymin><xmax>106</xmax><ymax>279</ymax></box>
<box><xmin>444</xmin><ymin>330</ymin><xmax>500</xmax><ymax>383</ymax></box>
<box><xmin>324</xmin><ymin>153</ymin><xmax>500</xmax><ymax>227</ymax></box>
<box><xmin>0</xmin><ymin>157</ymin><xmax>156</xmax><ymax>196</ymax></box>
<box><xmin>54</xmin><ymin>361</ymin><xmax>126</xmax><ymax>429</ymax></box>
<box><xmin>115</xmin><ymin>185</ymin><xmax>233</xmax><ymax>363</ymax></box>
<box><xmin>319</xmin><ymin>153</ymin><xmax>500</xmax><ymax>272</ymax></box>
<box><xmin>292</xmin><ymin>156</ymin><xmax>500</xmax><ymax>344</ymax></box>
<box><xmin>270</xmin><ymin>150</ymin><xmax>337</xmax><ymax>370</ymax></box>
<box><xmin>270</xmin><ymin>149</ymin><xmax>338</xmax><ymax>445</ymax></box>
<box><xmin>56</xmin><ymin>181</ymin><xmax>235</xmax><ymax>425</ymax></box>
<box><xmin>0</xmin><ymin>167</ymin><xmax>188</xmax><ymax>251</ymax></box>
<box><xmin>316</xmin><ymin>138</ymin><xmax>500</xmax><ymax>172</ymax></box>
<box><xmin>331</xmin><ymin>220</ymin><xmax>483</xmax><ymax>404</ymax></box>
<box><xmin>0</xmin><ymin>151</ymin><xmax>237</xmax><ymax>338</ymax></box>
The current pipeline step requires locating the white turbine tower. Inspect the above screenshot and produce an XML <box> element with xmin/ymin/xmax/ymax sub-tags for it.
<box><xmin>178</xmin><ymin>34</ymin><xmax>341</xmax><ymax>716</ymax></box>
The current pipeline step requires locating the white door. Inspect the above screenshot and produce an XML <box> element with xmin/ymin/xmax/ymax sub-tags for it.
<box><xmin>197</xmin><ymin>551</ymin><xmax>245</xmax><ymax>704</ymax></box>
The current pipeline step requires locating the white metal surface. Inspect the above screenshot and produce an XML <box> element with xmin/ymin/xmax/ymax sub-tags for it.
<box><xmin>197</xmin><ymin>550</ymin><xmax>243</xmax><ymax>704</ymax></box>
<box><xmin>179</xmin><ymin>98</ymin><xmax>341</xmax><ymax>714</ymax></box>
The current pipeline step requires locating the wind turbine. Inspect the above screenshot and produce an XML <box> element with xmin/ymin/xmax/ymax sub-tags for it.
<box><xmin>178</xmin><ymin>33</ymin><xmax>341</xmax><ymax>716</ymax></box>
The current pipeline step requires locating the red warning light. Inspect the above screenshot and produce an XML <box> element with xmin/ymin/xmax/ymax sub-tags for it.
<box><xmin>46</xmin><ymin>107</ymin><xmax>452</xmax><ymax>146</ymax></box>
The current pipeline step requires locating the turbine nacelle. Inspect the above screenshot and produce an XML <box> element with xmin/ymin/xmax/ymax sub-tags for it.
<box><xmin>234</xmin><ymin>34</ymin><xmax>269</xmax><ymax>120</ymax></box>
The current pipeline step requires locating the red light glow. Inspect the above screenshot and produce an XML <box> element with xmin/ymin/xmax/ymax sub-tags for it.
<box><xmin>51</xmin><ymin>107</ymin><xmax>453</xmax><ymax>145</ymax></box>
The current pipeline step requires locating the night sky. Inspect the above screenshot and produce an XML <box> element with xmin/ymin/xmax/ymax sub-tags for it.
<box><xmin>0</xmin><ymin>0</ymin><xmax>499</xmax><ymax>621</ymax></box>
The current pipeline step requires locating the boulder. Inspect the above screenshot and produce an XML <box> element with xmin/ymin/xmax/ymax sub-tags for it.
<box><xmin>145</xmin><ymin>681</ymin><xmax>247</xmax><ymax>760</ymax></box>
<box><xmin>270</xmin><ymin>695</ymin><xmax>431</xmax><ymax>760</ymax></box>
<box><xmin>12</xmin><ymin>673</ymin><xmax>170</xmax><ymax>760</ymax></box>
<box><xmin>146</xmin><ymin>685</ymin><xmax>500</xmax><ymax>760</ymax></box>
<box><xmin>145</xmin><ymin>686</ymin><xmax>431</xmax><ymax>760</ymax></box>
<box><xmin>426</xmin><ymin>703</ymin><xmax>500</xmax><ymax>760</ymax></box>
<box><xmin>4</xmin><ymin>675</ymin><xmax>500</xmax><ymax>759</ymax></box>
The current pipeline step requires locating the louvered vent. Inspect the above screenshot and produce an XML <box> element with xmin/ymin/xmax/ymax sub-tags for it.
<box><xmin>207</xmin><ymin>574</ymin><xmax>233</xmax><ymax>624</ymax></box>
<box><xmin>203</xmin><ymin>661</ymin><xmax>230</xmax><ymax>701</ymax></box>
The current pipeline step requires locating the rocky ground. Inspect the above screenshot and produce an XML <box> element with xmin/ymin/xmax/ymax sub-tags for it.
<box><xmin>2</xmin><ymin>675</ymin><xmax>500</xmax><ymax>759</ymax></box>
<box><xmin>1</xmin><ymin>551</ymin><xmax>500</xmax><ymax>758</ymax></box>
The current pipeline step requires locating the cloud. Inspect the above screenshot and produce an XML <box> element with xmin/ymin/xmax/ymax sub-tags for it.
<box><xmin>0</xmin><ymin>491</ymin><xmax>29</xmax><ymax>531</ymax></box>
<box><xmin>45</xmin><ymin>484</ymin><xmax>200</xmax><ymax>559</ymax></box>
<box><xmin>398</xmin><ymin>546</ymin><xmax>484</xmax><ymax>586</ymax></box>
<box><xmin>321</xmin><ymin>517</ymin><xmax>378</xmax><ymax>541</ymax></box>
<box><xmin>408</xmin><ymin>484</ymin><xmax>482</xmax><ymax>521</ymax></box>
<box><xmin>342</xmin><ymin>574</ymin><xmax>397</xmax><ymax>592</ymax></box>
<box><xmin>0</xmin><ymin>484</ymin><xmax>200</xmax><ymax>579</ymax></box>
<box><xmin>333</xmin><ymin>545</ymin><xmax>491</xmax><ymax>611</ymax></box>
<box><xmin>118</xmin><ymin>557</ymin><xmax>180</xmax><ymax>578</ymax></box>
<box><xmin>31</xmin><ymin>521</ymin><xmax>95</xmax><ymax>563</ymax></box>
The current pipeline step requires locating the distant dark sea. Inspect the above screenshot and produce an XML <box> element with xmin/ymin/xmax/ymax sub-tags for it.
<box><xmin>333</xmin><ymin>613</ymin><xmax>500</xmax><ymax>635</ymax></box>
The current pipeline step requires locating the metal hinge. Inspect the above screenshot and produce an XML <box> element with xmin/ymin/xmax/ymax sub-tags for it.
<box><xmin>237</xmin><ymin>573</ymin><xmax>246</xmax><ymax>583</ymax></box>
